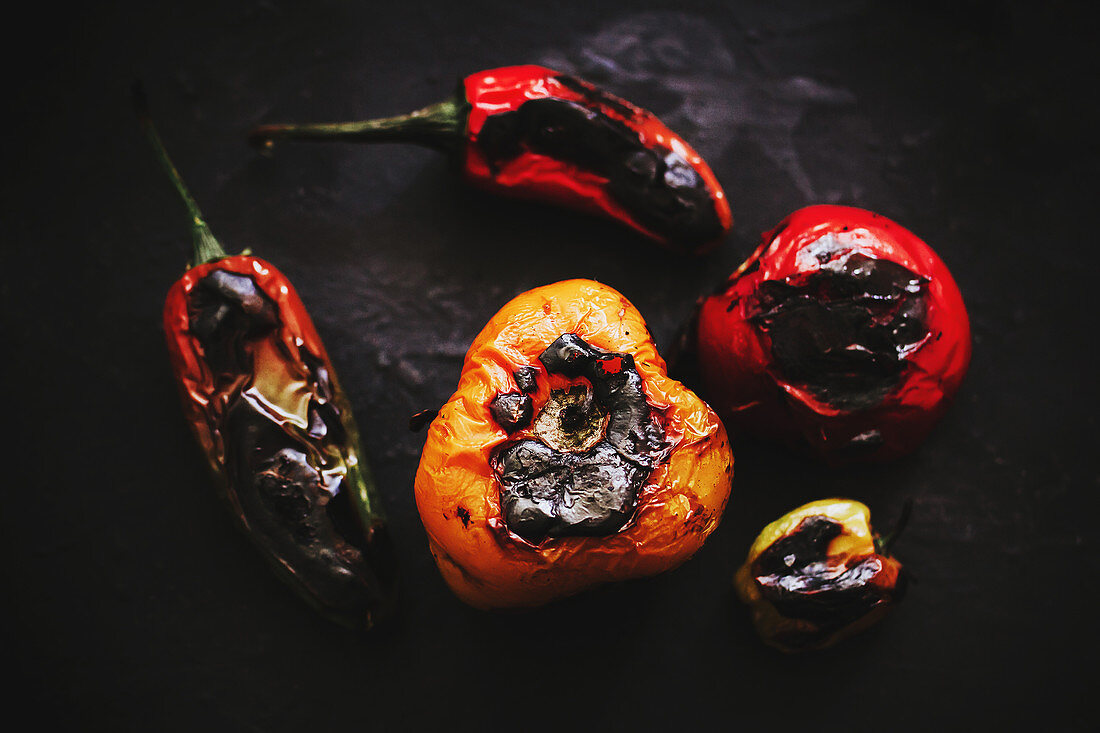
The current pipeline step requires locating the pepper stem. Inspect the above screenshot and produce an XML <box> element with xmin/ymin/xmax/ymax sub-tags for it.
<box><xmin>248</xmin><ymin>92</ymin><xmax>468</xmax><ymax>154</ymax></box>
<box><xmin>875</xmin><ymin>498</ymin><xmax>914</xmax><ymax>556</ymax></box>
<box><xmin>133</xmin><ymin>83</ymin><xmax>227</xmax><ymax>267</ymax></box>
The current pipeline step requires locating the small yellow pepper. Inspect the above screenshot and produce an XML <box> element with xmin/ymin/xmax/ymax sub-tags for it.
<box><xmin>735</xmin><ymin>499</ymin><xmax>907</xmax><ymax>652</ymax></box>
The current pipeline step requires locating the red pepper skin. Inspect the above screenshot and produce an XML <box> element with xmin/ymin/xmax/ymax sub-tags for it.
<box><xmin>461</xmin><ymin>65</ymin><xmax>732</xmax><ymax>253</ymax></box>
<box><xmin>164</xmin><ymin>255</ymin><xmax>394</xmax><ymax>627</ymax></box>
<box><xmin>249</xmin><ymin>65</ymin><xmax>732</xmax><ymax>254</ymax></box>
<box><xmin>137</xmin><ymin>83</ymin><xmax>394</xmax><ymax>627</ymax></box>
<box><xmin>695</xmin><ymin>205</ymin><xmax>971</xmax><ymax>463</ymax></box>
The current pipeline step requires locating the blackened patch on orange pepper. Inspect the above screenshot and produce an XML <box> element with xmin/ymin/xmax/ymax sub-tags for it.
<box><xmin>494</xmin><ymin>334</ymin><xmax>667</xmax><ymax>543</ymax></box>
<box><xmin>513</xmin><ymin>366</ymin><xmax>539</xmax><ymax>394</ymax></box>
<box><xmin>490</xmin><ymin>392</ymin><xmax>533</xmax><ymax>433</ymax></box>
<box><xmin>456</xmin><ymin>506</ymin><xmax>471</xmax><ymax>528</ymax></box>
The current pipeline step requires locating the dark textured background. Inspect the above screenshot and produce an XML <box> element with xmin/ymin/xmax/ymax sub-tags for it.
<box><xmin>5</xmin><ymin>1</ymin><xmax>1095</xmax><ymax>729</ymax></box>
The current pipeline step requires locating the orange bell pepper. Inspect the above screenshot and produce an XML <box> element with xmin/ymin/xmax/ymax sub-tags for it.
<box><xmin>414</xmin><ymin>279</ymin><xmax>733</xmax><ymax>608</ymax></box>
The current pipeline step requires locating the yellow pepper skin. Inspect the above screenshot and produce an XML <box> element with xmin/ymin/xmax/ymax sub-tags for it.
<box><xmin>415</xmin><ymin>279</ymin><xmax>733</xmax><ymax>609</ymax></box>
<box><xmin>735</xmin><ymin>499</ymin><xmax>906</xmax><ymax>652</ymax></box>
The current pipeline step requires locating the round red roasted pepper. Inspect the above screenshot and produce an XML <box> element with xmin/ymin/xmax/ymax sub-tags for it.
<box><xmin>414</xmin><ymin>279</ymin><xmax>733</xmax><ymax>609</ymax></box>
<box><xmin>694</xmin><ymin>205</ymin><xmax>971</xmax><ymax>463</ymax></box>
<box><xmin>249</xmin><ymin>64</ymin><xmax>732</xmax><ymax>254</ymax></box>
<box><xmin>138</xmin><ymin>89</ymin><xmax>394</xmax><ymax>628</ymax></box>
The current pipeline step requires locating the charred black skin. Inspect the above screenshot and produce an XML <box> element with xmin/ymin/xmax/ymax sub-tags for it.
<box><xmin>489</xmin><ymin>392</ymin><xmax>533</xmax><ymax>433</ymax></box>
<box><xmin>493</xmin><ymin>334</ymin><xmax>666</xmax><ymax>543</ymax></box>
<box><xmin>751</xmin><ymin>515</ymin><xmax>905</xmax><ymax>636</ymax></box>
<box><xmin>513</xmin><ymin>366</ymin><xmax>539</xmax><ymax>393</ymax></box>
<box><xmin>475</xmin><ymin>76</ymin><xmax>723</xmax><ymax>251</ymax></box>
<box><xmin>188</xmin><ymin>269</ymin><xmax>279</xmax><ymax>375</ymax></box>
<box><xmin>747</xmin><ymin>253</ymin><xmax>930</xmax><ymax>411</ymax></box>
<box><xmin>188</xmin><ymin>269</ymin><xmax>392</xmax><ymax>624</ymax></box>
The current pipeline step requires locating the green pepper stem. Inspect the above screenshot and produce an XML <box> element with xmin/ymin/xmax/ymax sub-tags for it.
<box><xmin>875</xmin><ymin>498</ymin><xmax>914</xmax><ymax>556</ymax></box>
<box><xmin>133</xmin><ymin>83</ymin><xmax>227</xmax><ymax>267</ymax></box>
<box><xmin>248</xmin><ymin>93</ymin><xmax>468</xmax><ymax>154</ymax></box>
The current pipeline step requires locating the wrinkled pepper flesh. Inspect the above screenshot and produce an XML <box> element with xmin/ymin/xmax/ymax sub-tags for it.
<box><xmin>693</xmin><ymin>205</ymin><xmax>971</xmax><ymax>463</ymax></box>
<box><xmin>414</xmin><ymin>279</ymin><xmax>734</xmax><ymax>609</ymax></box>
<box><xmin>138</xmin><ymin>89</ymin><xmax>395</xmax><ymax>628</ymax></box>
<box><xmin>249</xmin><ymin>65</ymin><xmax>732</xmax><ymax>254</ymax></box>
<box><xmin>735</xmin><ymin>499</ymin><xmax>908</xmax><ymax>653</ymax></box>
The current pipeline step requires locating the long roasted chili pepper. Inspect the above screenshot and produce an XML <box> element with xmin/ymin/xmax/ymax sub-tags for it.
<box><xmin>249</xmin><ymin>65</ymin><xmax>732</xmax><ymax>254</ymax></box>
<box><xmin>691</xmin><ymin>205</ymin><xmax>971</xmax><ymax>463</ymax></box>
<box><xmin>735</xmin><ymin>499</ymin><xmax>909</xmax><ymax>653</ymax></box>
<box><xmin>137</xmin><ymin>88</ymin><xmax>395</xmax><ymax>628</ymax></box>
<box><xmin>414</xmin><ymin>279</ymin><xmax>733</xmax><ymax>609</ymax></box>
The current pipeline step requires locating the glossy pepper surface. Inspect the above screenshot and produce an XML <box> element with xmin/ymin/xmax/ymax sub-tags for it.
<box><xmin>139</xmin><ymin>91</ymin><xmax>395</xmax><ymax>628</ymax></box>
<box><xmin>735</xmin><ymin>499</ymin><xmax>907</xmax><ymax>653</ymax></box>
<box><xmin>249</xmin><ymin>65</ymin><xmax>732</xmax><ymax>254</ymax></box>
<box><xmin>414</xmin><ymin>279</ymin><xmax>733</xmax><ymax>609</ymax></box>
<box><xmin>694</xmin><ymin>205</ymin><xmax>971</xmax><ymax>463</ymax></box>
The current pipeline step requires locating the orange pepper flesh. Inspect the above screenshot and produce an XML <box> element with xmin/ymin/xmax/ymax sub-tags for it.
<box><xmin>414</xmin><ymin>279</ymin><xmax>734</xmax><ymax>609</ymax></box>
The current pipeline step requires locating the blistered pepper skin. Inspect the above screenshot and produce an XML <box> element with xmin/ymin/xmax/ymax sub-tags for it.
<box><xmin>461</xmin><ymin>66</ymin><xmax>732</xmax><ymax>253</ymax></box>
<box><xmin>250</xmin><ymin>65</ymin><xmax>732</xmax><ymax>254</ymax></box>
<box><xmin>695</xmin><ymin>205</ymin><xmax>971</xmax><ymax>463</ymax></box>
<box><xmin>735</xmin><ymin>499</ymin><xmax>906</xmax><ymax>653</ymax></box>
<box><xmin>137</xmin><ymin>88</ymin><xmax>395</xmax><ymax>628</ymax></box>
<box><xmin>164</xmin><ymin>256</ymin><xmax>395</xmax><ymax>628</ymax></box>
<box><xmin>414</xmin><ymin>279</ymin><xmax>733</xmax><ymax>609</ymax></box>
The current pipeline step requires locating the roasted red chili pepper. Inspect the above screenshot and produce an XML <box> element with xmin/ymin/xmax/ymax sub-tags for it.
<box><xmin>692</xmin><ymin>205</ymin><xmax>971</xmax><ymax>463</ymax></box>
<box><xmin>248</xmin><ymin>65</ymin><xmax>732</xmax><ymax>254</ymax></box>
<box><xmin>137</xmin><ymin>89</ymin><xmax>395</xmax><ymax>628</ymax></box>
<box><xmin>414</xmin><ymin>279</ymin><xmax>733</xmax><ymax>609</ymax></box>
<box><xmin>735</xmin><ymin>499</ymin><xmax>910</xmax><ymax>653</ymax></box>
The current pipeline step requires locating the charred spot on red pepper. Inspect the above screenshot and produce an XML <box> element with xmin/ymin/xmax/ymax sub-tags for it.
<box><xmin>751</xmin><ymin>515</ymin><xmax>906</xmax><ymax>643</ymax></box>
<box><xmin>747</xmin><ymin>250</ymin><xmax>930</xmax><ymax>411</ymax></box>
<box><xmin>489</xmin><ymin>391</ymin><xmax>533</xmax><ymax>433</ymax></box>
<box><xmin>493</xmin><ymin>334</ymin><xmax>667</xmax><ymax>543</ymax></box>
<box><xmin>554</xmin><ymin>74</ymin><xmax>637</xmax><ymax>119</ymax></box>
<box><xmin>455</xmin><ymin>506</ymin><xmax>471</xmax><ymax>528</ymax></box>
<box><xmin>187</xmin><ymin>270</ymin><xmax>279</xmax><ymax>374</ymax></box>
<box><xmin>224</xmin><ymin>402</ymin><xmax>390</xmax><ymax>614</ymax></box>
<box><xmin>475</xmin><ymin>82</ymin><xmax>723</xmax><ymax>250</ymax></box>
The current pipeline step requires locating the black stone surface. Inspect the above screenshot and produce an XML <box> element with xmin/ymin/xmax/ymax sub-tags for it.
<box><xmin>4</xmin><ymin>1</ymin><xmax>1094</xmax><ymax>730</ymax></box>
